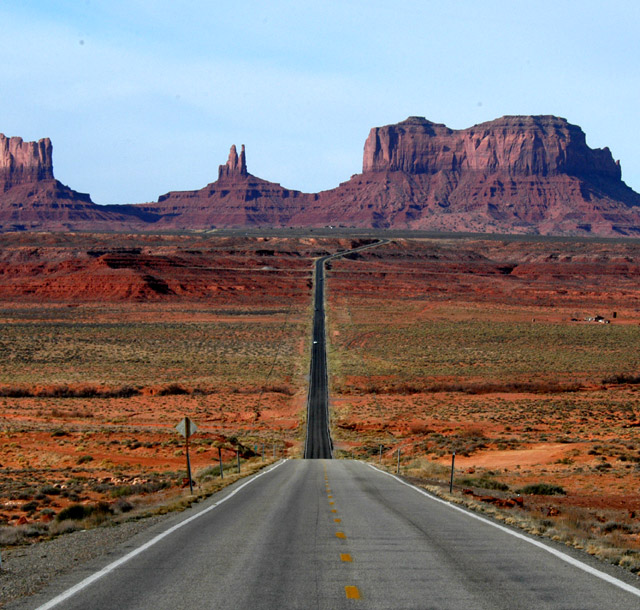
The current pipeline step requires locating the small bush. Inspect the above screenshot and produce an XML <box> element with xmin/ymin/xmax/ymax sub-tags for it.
<box><xmin>56</xmin><ymin>503</ymin><xmax>90</xmax><ymax>521</ymax></box>
<box><xmin>56</xmin><ymin>502</ymin><xmax>112</xmax><ymax>522</ymax></box>
<box><xmin>459</xmin><ymin>476</ymin><xmax>510</xmax><ymax>491</ymax></box>
<box><xmin>518</xmin><ymin>483</ymin><xmax>566</xmax><ymax>496</ymax></box>
<box><xmin>40</xmin><ymin>485</ymin><xmax>61</xmax><ymax>496</ymax></box>
<box><xmin>77</xmin><ymin>455</ymin><xmax>94</xmax><ymax>464</ymax></box>
<box><xmin>112</xmin><ymin>498</ymin><xmax>134</xmax><ymax>514</ymax></box>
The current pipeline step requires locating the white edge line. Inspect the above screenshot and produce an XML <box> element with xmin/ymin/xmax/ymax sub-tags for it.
<box><xmin>365</xmin><ymin>462</ymin><xmax>640</xmax><ymax>598</ymax></box>
<box><xmin>35</xmin><ymin>460</ymin><xmax>288</xmax><ymax>610</ymax></box>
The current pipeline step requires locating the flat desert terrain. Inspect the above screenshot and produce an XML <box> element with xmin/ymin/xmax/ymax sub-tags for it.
<box><xmin>1</xmin><ymin>232</ymin><xmax>639</xmax><ymax>571</ymax></box>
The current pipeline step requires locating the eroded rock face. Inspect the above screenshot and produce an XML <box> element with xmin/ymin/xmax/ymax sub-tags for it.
<box><xmin>218</xmin><ymin>144</ymin><xmax>248</xmax><ymax>180</ymax></box>
<box><xmin>3</xmin><ymin>117</ymin><xmax>640</xmax><ymax>236</ymax></box>
<box><xmin>362</xmin><ymin>116</ymin><xmax>620</xmax><ymax>179</ymax></box>
<box><xmin>0</xmin><ymin>134</ymin><xmax>54</xmax><ymax>190</ymax></box>
<box><xmin>0</xmin><ymin>134</ymin><xmax>154</xmax><ymax>232</ymax></box>
<box><xmin>145</xmin><ymin>144</ymin><xmax>309</xmax><ymax>228</ymax></box>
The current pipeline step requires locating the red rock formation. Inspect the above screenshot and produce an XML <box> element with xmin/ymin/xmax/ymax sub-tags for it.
<box><xmin>0</xmin><ymin>134</ymin><xmax>54</xmax><ymax>189</ymax></box>
<box><xmin>3</xmin><ymin>117</ymin><xmax>640</xmax><ymax>236</ymax></box>
<box><xmin>295</xmin><ymin>115</ymin><xmax>640</xmax><ymax>235</ymax></box>
<box><xmin>0</xmin><ymin>134</ymin><xmax>153</xmax><ymax>232</ymax></box>
<box><xmin>218</xmin><ymin>144</ymin><xmax>248</xmax><ymax>180</ymax></box>
<box><xmin>362</xmin><ymin>116</ymin><xmax>620</xmax><ymax>179</ymax></box>
<box><xmin>137</xmin><ymin>144</ymin><xmax>311</xmax><ymax>228</ymax></box>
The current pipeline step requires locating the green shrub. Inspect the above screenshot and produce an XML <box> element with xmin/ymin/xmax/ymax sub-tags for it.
<box><xmin>56</xmin><ymin>503</ymin><xmax>91</xmax><ymax>521</ymax></box>
<box><xmin>518</xmin><ymin>483</ymin><xmax>566</xmax><ymax>496</ymax></box>
<box><xmin>56</xmin><ymin>501</ymin><xmax>112</xmax><ymax>521</ymax></box>
<box><xmin>458</xmin><ymin>476</ymin><xmax>510</xmax><ymax>491</ymax></box>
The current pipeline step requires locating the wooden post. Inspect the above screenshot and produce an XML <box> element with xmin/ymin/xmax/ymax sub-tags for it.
<box><xmin>218</xmin><ymin>446</ymin><xmax>223</xmax><ymax>479</ymax></box>
<box><xmin>449</xmin><ymin>451</ymin><xmax>456</xmax><ymax>493</ymax></box>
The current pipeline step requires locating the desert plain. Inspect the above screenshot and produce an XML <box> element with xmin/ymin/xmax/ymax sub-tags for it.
<box><xmin>0</xmin><ymin>231</ymin><xmax>639</xmax><ymax>572</ymax></box>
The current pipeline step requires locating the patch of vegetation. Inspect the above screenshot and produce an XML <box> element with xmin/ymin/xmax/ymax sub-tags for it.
<box><xmin>518</xmin><ymin>483</ymin><xmax>566</xmax><ymax>496</ymax></box>
<box><xmin>458</xmin><ymin>476</ymin><xmax>510</xmax><ymax>491</ymax></box>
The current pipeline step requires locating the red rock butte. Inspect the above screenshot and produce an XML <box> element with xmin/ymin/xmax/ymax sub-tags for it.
<box><xmin>1</xmin><ymin>115</ymin><xmax>640</xmax><ymax>236</ymax></box>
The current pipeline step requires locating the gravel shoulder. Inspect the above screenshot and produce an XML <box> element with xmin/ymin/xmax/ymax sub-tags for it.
<box><xmin>1</xmin><ymin>514</ymin><xmax>171</xmax><ymax>608</ymax></box>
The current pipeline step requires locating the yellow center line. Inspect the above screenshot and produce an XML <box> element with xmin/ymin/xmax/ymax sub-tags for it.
<box><xmin>334</xmin><ymin>518</ymin><xmax>341</xmax><ymax>523</ymax></box>
<box><xmin>329</xmin><ymin>501</ymin><xmax>334</xmax><ymax>505</ymax></box>
<box><xmin>336</xmin><ymin>532</ymin><xmax>346</xmax><ymax>539</ymax></box>
<box><xmin>340</xmin><ymin>553</ymin><xmax>352</xmax><ymax>562</ymax></box>
<box><xmin>331</xmin><ymin>509</ymin><xmax>337</xmax><ymax>513</ymax></box>
<box><xmin>345</xmin><ymin>586</ymin><xmax>361</xmax><ymax>599</ymax></box>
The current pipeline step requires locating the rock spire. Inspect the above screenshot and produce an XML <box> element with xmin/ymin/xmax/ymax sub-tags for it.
<box><xmin>218</xmin><ymin>144</ymin><xmax>248</xmax><ymax>180</ymax></box>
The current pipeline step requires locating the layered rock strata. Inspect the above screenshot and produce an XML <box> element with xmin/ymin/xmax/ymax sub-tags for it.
<box><xmin>3</xmin><ymin>116</ymin><xmax>640</xmax><ymax>236</ymax></box>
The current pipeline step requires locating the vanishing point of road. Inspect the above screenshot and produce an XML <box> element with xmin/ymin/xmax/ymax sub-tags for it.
<box><xmin>15</xmin><ymin>241</ymin><xmax>640</xmax><ymax>609</ymax></box>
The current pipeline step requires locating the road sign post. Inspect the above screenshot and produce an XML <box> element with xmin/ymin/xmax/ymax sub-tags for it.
<box><xmin>449</xmin><ymin>451</ymin><xmax>456</xmax><ymax>493</ymax></box>
<box><xmin>175</xmin><ymin>417</ymin><xmax>198</xmax><ymax>494</ymax></box>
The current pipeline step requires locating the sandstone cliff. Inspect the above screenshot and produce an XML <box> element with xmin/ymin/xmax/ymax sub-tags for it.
<box><xmin>139</xmin><ymin>144</ymin><xmax>311</xmax><ymax>228</ymax></box>
<box><xmin>293</xmin><ymin>115</ymin><xmax>640</xmax><ymax>235</ymax></box>
<box><xmin>0</xmin><ymin>134</ymin><xmax>152</xmax><ymax>232</ymax></box>
<box><xmin>0</xmin><ymin>134</ymin><xmax>54</xmax><ymax>190</ymax></box>
<box><xmin>3</xmin><ymin>116</ymin><xmax>640</xmax><ymax>236</ymax></box>
<box><xmin>362</xmin><ymin>116</ymin><xmax>621</xmax><ymax>179</ymax></box>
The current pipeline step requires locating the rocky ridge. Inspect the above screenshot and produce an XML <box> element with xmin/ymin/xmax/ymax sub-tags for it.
<box><xmin>2</xmin><ymin>116</ymin><xmax>640</xmax><ymax>236</ymax></box>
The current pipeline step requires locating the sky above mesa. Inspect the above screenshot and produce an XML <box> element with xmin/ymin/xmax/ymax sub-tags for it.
<box><xmin>1</xmin><ymin>1</ymin><xmax>639</xmax><ymax>204</ymax></box>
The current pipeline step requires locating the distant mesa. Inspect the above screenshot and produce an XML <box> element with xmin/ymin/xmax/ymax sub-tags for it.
<box><xmin>2</xmin><ymin>115</ymin><xmax>640</xmax><ymax>236</ymax></box>
<box><xmin>0</xmin><ymin>133</ymin><xmax>156</xmax><ymax>232</ymax></box>
<box><xmin>1</xmin><ymin>134</ymin><xmax>54</xmax><ymax>189</ymax></box>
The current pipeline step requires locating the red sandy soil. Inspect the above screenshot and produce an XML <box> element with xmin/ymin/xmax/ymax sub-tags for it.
<box><xmin>2</xmin><ymin>234</ymin><xmax>640</xmax><ymax>555</ymax></box>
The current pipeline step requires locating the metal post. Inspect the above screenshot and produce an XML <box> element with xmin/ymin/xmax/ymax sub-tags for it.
<box><xmin>379</xmin><ymin>444</ymin><xmax>382</xmax><ymax>464</ymax></box>
<box><xmin>396</xmin><ymin>447</ymin><xmax>400</xmax><ymax>474</ymax></box>
<box><xmin>185</xmin><ymin>426</ymin><xmax>193</xmax><ymax>495</ymax></box>
<box><xmin>218</xmin><ymin>446</ymin><xmax>223</xmax><ymax>479</ymax></box>
<box><xmin>273</xmin><ymin>442</ymin><xmax>276</xmax><ymax>459</ymax></box>
<box><xmin>449</xmin><ymin>451</ymin><xmax>456</xmax><ymax>493</ymax></box>
<box><xmin>236</xmin><ymin>449</ymin><xmax>241</xmax><ymax>473</ymax></box>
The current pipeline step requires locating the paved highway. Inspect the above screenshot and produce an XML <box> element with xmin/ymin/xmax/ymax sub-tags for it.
<box><xmin>20</xmin><ymin>460</ymin><xmax>640</xmax><ymax>609</ymax></box>
<box><xmin>304</xmin><ymin>240</ymin><xmax>387</xmax><ymax>458</ymax></box>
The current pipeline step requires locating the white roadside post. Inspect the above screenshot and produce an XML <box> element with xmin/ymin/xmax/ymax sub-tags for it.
<box><xmin>176</xmin><ymin>416</ymin><xmax>198</xmax><ymax>494</ymax></box>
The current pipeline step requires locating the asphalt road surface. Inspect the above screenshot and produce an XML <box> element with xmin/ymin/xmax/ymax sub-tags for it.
<box><xmin>19</xmin><ymin>460</ymin><xmax>640</xmax><ymax>609</ymax></box>
<box><xmin>304</xmin><ymin>240</ymin><xmax>387</xmax><ymax>459</ymax></box>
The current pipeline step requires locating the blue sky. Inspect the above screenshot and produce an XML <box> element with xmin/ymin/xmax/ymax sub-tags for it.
<box><xmin>1</xmin><ymin>1</ymin><xmax>638</xmax><ymax>204</ymax></box>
